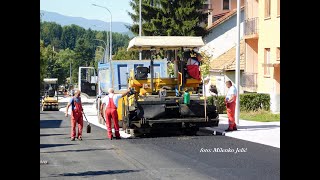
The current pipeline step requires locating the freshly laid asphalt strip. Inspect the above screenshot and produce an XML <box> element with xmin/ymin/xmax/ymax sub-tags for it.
<box><xmin>41</xmin><ymin>110</ymin><xmax>279</xmax><ymax>180</ymax></box>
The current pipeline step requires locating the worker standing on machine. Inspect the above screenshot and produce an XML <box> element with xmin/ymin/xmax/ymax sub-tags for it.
<box><xmin>65</xmin><ymin>90</ymin><xmax>84</xmax><ymax>141</ymax></box>
<box><xmin>100</xmin><ymin>88</ymin><xmax>131</xmax><ymax>140</ymax></box>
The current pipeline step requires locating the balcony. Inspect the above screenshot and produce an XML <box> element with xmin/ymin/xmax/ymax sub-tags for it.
<box><xmin>244</xmin><ymin>17</ymin><xmax>259</xmax><ymax>39</ymax></box>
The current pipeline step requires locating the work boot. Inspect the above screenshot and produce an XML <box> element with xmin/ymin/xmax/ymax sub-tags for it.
<box><xmin>232</xmin><ymin>124</ymin><xmax>237</xmax><ymax>131</ymax></box>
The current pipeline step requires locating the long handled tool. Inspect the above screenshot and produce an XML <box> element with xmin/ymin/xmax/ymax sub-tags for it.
<box><xmin>202</xmin><ymin>75</ymin><xmax>207</xmax><ymax>122</ymax></box>
<box><xmin>101</xmin><ymin>115</ymin><xmax>106</xmax><ymax>123</ymax></box>
<box><xmin>99</xmin><ymin>104</ymin><xmax>107</xmax><ymax>123</ymax></box>
<box><xmin>82</xmin><ymin>111</ymin><xmax>91</xmax><ymax>133</ymax></box>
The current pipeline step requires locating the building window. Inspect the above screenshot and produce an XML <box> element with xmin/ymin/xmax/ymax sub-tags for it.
<box><xmin>276</xmin><ymin>47</ymin><xmax>280</xmax><ymax>61</ymax></box>
<box><xmin>264</xmin><ymin>48</ymin><xmax>270</xmax><ymax>76</ymax></box>
<box><xmin>223</xmin><ymin>0</ymin><xmax>230</xmax><ymax>10</ymax></box>
<box><xmin>265</xmin><ymin>0</ymin><xmax>271</xmax><ymax>18</ymax></box>
<box><xmin>277</xmin><ymin>0</ymin><xmax>280</xmax><ymax>16</ymax></box>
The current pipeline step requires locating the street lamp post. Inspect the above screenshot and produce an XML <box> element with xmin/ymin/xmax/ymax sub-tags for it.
<box><xmin>235</xmin><ymin>0</ymin><xmax>241</xmax><ymax>125</ymax></box>
<box><xmin>93</xmin><ymin>25</ymin><xmax>109</xmax><ymax>61</ymax></box>
<box><xmin>93</xmin><ymin>39</ymin><xmax>108</xmax><ymax>63</ymax></box>
<box><xmin>96</xmin><ymin>45</ymin><xmax>106</xmax><ymax>62</ymax></box>
<box><xmin>70</xmin><ymin>59</ymin><xmax>72</xmax><ymax>85</ymax></box>
<box><xmin>92</xmin><ymin>3</ymin><xmax>114</xmax><ymax>88</ymax></box>
<box><xmin>95</xmin><ymin>53</ymin><xmax>104</xmax><ymax>65</ymax></box>
<box><xmin>92</xmin><ymin>4</ymin><xmax>112</xmax><ymax>62</ymax></box>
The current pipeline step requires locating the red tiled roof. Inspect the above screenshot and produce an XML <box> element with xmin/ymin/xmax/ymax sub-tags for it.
<box><xmin>207</xmin><ymin>6</ymin><xmax>245</xmax><ymax>32</ymax></box>
<box><xmin>210</xmin><ymin>40</ymin><xmax>245</xmax><ymax>71</ymax></box>
<box><xmin>212</xmin><ymin>11</ymin><xmax>230</xmax><ymax>18</ymax></box>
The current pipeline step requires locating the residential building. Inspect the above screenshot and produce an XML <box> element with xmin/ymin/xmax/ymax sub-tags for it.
<box><xmin>243</xmin><ymin>0</ymin><xmax>280</xmax><ymax>113</ymax></box>
<box><xmin>200</xmin><ymin>6</ymin><xmax>245</xmax><ymax>96</ymax></box>
<box><xmin>209</xmin><ymin>40</ymin><xmax>245</xmax><ymax>96</ymax></box>
<box><xmin>204</xmin><ymin>0</ymin><xmax>245</xmax><ymax>27</ymax></box>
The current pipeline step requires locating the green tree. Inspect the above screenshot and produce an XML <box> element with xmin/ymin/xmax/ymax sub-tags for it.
<box><xmin>61</xmin><ymin>25</ymin><xmax>86</xmax><ymax>50</ymax></box>
<box><xmin>40</xmin><ymin>18</ymin><xmax>139</xmax><ymax>86</ymax></box>
<box><xmin>128</xmin><ymin>0</ymin><xmax>207</xmax><ymax>36</ymax></box>
<box><xmin>40</xmin><ymin>40</ymin><xmax>47</xmax><ymax>88</ymax></box>
<box><xmin>42</xmin><ymin>44</ymin><xmax>67</xmax><ymax>85</ymax></box>
<box><xmin>56</xmin><ymin>48</ymin><xmax>76</xmax><ymax>84</ymax></box>
<box><xmin>112</xmin><ymin>33</ymin><xmax>131</xmax><ymax>54</ymax></box>
<box><xmin>73</xmin><ymin>38</ymin><xmax>95</xmax><ymax>83</ymax></box>
<box><xmin>40</xmin><ymin>22</ymin><xmax>63</xmax><ymax>48</ymax></box>
<box><xmin>113</xmin><ymin>47</ymin><xmax>139</xmax><ymax>60</ymax></box>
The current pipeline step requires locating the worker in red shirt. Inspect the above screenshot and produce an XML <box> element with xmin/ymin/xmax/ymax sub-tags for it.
<box><xmin>65</xmin><ymin>90</ymin><xmax>84</xmax><ymax>141</ymax></box>
<box><xmin>100</xmin><ymin>88</ymin><xmax>130</xmax><ymax>140</ymax></box>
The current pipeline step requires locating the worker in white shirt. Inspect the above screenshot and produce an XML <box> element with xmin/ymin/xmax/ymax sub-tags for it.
<box><xmin>100</xmin><ymin>88</ymin><xmax>130</xmax><ymax>140</ymax></box>
<box><xmin>225</xmin><ymin>81</ymin><xmax>238</xmax><ymax>131</ymax></box>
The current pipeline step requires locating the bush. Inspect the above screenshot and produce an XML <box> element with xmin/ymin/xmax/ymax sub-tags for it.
<box><xmin>207</xmin><ymin>93</ymin><xmax>270</xmax><ymax>114</ymax></box>
<box><xmin>240</xmin><ymin>93</ymin><xmax>270</xmax><ymax>111</ymax></box>
<box><xmin>207</xmin><ymin>96</ymin><xmax>226</xmax><ymax>114</ymax></box>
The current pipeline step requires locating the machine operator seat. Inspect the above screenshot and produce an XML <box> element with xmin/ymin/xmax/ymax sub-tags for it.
<box><xmin>135</xmin><ymin>66</ymin><xmax>149</xmax><ymax>80</ymax></box>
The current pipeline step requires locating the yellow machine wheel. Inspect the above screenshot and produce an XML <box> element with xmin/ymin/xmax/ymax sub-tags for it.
<box><xmin>42</xmin><ymin>105</ymin><xmax>47</xmax><ymax>111</ymax></box>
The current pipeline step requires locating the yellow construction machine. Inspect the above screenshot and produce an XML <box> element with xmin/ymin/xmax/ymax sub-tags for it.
<box><xmin>117</xmin><ymin>36</ymin><xmax>219</xmax><ymax>136</ymax></box>
<box><xmin>41</xmin><ymin>78</ymin><xmax>59</xmax><ymax>111</ymax></box>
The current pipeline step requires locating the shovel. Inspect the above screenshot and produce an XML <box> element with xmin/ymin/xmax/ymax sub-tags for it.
<box><xmin>82</xmin><ymin>111</ymin><xmax>91</xmax><ymax>133</ymax></box>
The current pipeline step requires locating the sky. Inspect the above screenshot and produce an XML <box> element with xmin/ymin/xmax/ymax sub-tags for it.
<box><xmin>40</xmin><ymin>0</ymin><xmax>134</xmax><ymax>24</ymax></box>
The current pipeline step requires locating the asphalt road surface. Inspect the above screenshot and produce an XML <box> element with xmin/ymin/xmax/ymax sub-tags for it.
<box><xmin>40</xmin><ymin>110</ymin><xmax>280</xmax><ymax>180</ymax></box>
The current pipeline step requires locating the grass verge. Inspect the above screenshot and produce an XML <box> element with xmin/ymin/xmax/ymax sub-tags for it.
<box><xmin>239</xmin><ymin>110</ymin><xmax>280</xmax><ymax>122</ymax></box>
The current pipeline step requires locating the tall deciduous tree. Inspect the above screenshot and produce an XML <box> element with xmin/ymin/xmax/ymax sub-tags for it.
<box><xmin>40</xmin><ymin>20</ymin><xmax>137</xmax><ymax>86</ymax></box>
<box><xmin>40</xmin><ymin>40</ymin><xmax>47</xmax><ymax>88</ymax></box>
<box><xmin>56</xmin><ymin>48</ymin><xmax>76</xmax><ymax>84</ymax></box>
<box><xmin>73</xmin><ymin>38</ymin><xmax>95</xmax><ymax>83</ymax></box>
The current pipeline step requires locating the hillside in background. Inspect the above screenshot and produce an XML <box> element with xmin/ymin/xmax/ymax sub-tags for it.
<box><xmin>40</xmin><ymin>10</ymin><xmax>134</xmax><ymax>37</ymax></box>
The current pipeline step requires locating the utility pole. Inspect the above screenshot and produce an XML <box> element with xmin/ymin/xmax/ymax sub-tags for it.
<box><xmin>139</xmin><ymin>0</ymin><xmax>142</xmax><ymax>60</ymax></box>
<box><xmin>235</xmin><ymin>0</ymin><xmax>241</xmax><ymax>125</ymax></box>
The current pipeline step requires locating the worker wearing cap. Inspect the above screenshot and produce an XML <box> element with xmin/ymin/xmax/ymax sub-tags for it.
<box><xmin>65</xmin><ymin>90</ymin><xmax>84</xmax><ymax>141</ymax></box>
<box><xmin>100</xmin><ymin>88</ymin><xmax>131</xmax><ymax>140</ymax></box>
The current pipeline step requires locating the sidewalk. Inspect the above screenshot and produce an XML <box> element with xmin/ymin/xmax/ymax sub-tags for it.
<box><xmin>59</xmin><ymin>97</ymin><xmax>280</xmax><ymax>148</ymax></box>
<box><xmin>203</xmin><ymin>114</ymin><xmax>280</xmax><ymax>148</ymax></box>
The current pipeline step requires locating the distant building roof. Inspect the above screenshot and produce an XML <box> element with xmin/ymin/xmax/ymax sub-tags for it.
<box><xmin>210</xmin><ymin>40</ymin><xmax>245</xmax><ymax>71</ymax></box>
<box><xmin>207</xmin><ymin>6</ymin><xmax>245</xmax><ymax>32</ymax></box>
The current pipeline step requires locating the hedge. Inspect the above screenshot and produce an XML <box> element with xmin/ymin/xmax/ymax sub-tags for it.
<box><xmin>207</xmin><ymin>93</ymin><xmax>270</xmax><ymax>114</ymax></box>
